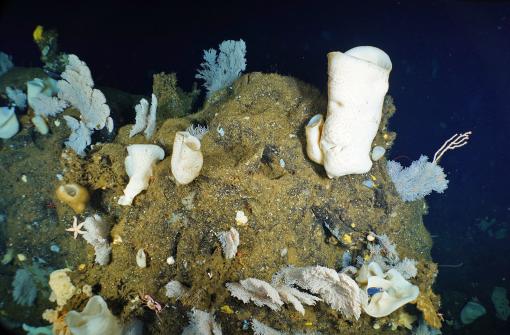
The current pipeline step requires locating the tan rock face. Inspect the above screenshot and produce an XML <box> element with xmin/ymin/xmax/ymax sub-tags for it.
<box><xmin>0</xmin><ymin>70</ymin><xmax>438</xmax><ymax>334</ymax></box>
<box><xmin>74</xmin><ymin>73</ymin><xmax>435</xmax><ymax>333</ymax></box>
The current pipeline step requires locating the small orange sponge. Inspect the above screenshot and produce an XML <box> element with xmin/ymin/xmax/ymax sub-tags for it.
<box><xmin>55</xmin><ymin>183</ymin><xmax>90</xmax><ymax>214</ymax></box>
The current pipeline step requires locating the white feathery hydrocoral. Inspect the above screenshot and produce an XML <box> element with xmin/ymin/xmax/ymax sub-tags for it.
<box><xmin>394</xmin><ymin>258</ymin><xmax>418</xmax><ymax>279</ymax></box>
<box><xmin>226</xmin><ymin>276</ymin><xmax>321</xmax><ymax>316</ymax></box>
<box><xmin>62</xmin><ymin>115</ymin><xmax>92</xmax><ymax>156</ymax></box>
<box><xmin>130</xmin><ymin>98</ymin><xmax>148</xmax><ymax>137</ymax></box>
<box><xmin>274</xmin><ymin>265</ymin><xmax>362</xmax><ymax>320</ymax></box>
<box><xmin>226</xmin><ymin>278</ymin><xmax>283</xmax><ymax>311</ymax></box>
<box><xmin>31</xmin><ymin>94</ymin><xmax>67</xmax><ymax>117</ymax></box>
<box><xmin>217</xmin><ymin>227</ymin><xmax>239</xmax><ymax>259</ymax></box>
<box><xmin>57</xmin><ymin>54</ymin><xmax>114</xmax><ymax>155</ymax></box>
<box><xmin>275</xmin><ymin>285</ymin><xmax>321</xmax><ymax>316</ymax></box>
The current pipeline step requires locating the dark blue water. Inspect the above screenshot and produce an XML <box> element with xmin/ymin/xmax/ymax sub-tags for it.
<box><xmin>1</xmin><ymin>0</ymin><xmax>509</xmax><ymax>333</ymax></box>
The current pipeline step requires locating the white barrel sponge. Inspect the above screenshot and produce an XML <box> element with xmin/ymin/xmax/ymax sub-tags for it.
<box><xmin>118</xmin><ymin>144</ymin><xmax>165</xmax><ymax>206</ymax></box>
<box><xmin>171</xmin><ymin>128</ymin><xmax>205</xmax><ymax>185</ymax></box>
<box><xmin>320</xmin><ymin>46</ymin><xmax>392</xmax><ymax>178</ymax></box>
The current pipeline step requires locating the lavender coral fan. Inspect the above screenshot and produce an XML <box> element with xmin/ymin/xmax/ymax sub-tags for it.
<box><xmin>58</xmin><ymin>54</ymin><xmax>113</xmax><ymax>131</ymax></box>
<box><xmin>57</xmin><ymin>54</ymin><xmax>113</xmax><ymax>155</ymax></box>
<box><xmin>0</xmin><ymin>51</ymin><xmax>13</xmax><ymax>76</ymax></box>
<box><xmin>195</xmin><ymin>39</ymin><xmax>247</xmax><ymax>97</ymax></box>
<box><xmin>12</xmin><ymin>268</ymin><xmax>37</xmax><ymax>306</ymax></box>
<box><xmin>387</xmin><ymin>155</ymin><xmax>448</xmax><ymax>202</ymax></box>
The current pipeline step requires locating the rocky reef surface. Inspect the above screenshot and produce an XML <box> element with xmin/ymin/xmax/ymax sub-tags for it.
<box><xmin>0</xmin><ymin>69</ymin><xmax>440</xmax><ymax>334</ymax></box>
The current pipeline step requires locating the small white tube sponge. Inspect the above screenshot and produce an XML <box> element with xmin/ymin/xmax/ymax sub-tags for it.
<box><xmin>171</xmin><ymin>126</ymin><xmax>206</xmax><ymax>185</ymax></box>
<box><xmin>118</xmin><ymin>144</ymin><xmax>165</xmax><ymax>206</ymax></box>
<box><xmin>305</xmin><ymin>114</ymin><xmax>324</xmax><ymax>165</ymax></box>
<box><xmin>307</xmin><ymin>46</ymin><xmax>392</xmax><ymax>178</ymax></box>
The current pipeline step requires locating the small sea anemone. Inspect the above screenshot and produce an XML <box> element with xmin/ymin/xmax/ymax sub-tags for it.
<box><xmin>186</xmin><ymin>124</ymin><xmax>208</xmax><ymax>140</ymax></box>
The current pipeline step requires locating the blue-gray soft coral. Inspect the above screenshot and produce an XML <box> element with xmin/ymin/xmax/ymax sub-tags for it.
<box><xmin>387</xmin><ymin>155</ymin><xmax>448</xmax><ymax>202</ymax></box>
<box><xmin>12</xmin><ymin>268</ymin><xmax>37</xmax><ymax>306</ymax></box>
<box><xmin>0</xmin><ymin>51</ymin><xmax>13</xmax><ymax>76</ymax></box>
<box><xmin>195</xmin><ymin>39</ymin><xmax>247</xmax><ymax>97</ymax></box>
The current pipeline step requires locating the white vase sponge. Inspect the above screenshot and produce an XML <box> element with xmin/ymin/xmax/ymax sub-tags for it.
<box><xmin>118</xmin><ymin>144</ymin><xmax>165</xmax><ymax>206</ymax></box>
<box><xmin>171</xmin><ymin>125</ymin><xmax>207</xmax><ymax>185</ymax></box>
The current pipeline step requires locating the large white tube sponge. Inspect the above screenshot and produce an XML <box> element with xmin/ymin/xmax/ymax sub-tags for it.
<box><xmin>307</xmin><ymin>46</ymin><xmax>392</xmax><ymax>178</ymax></box>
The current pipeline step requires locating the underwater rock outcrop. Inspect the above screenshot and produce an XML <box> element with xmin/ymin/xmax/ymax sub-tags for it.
<box><xmin>0</xmin><ymin>70</ymin><xmax>440</xmax><ymax>334</ymax></box>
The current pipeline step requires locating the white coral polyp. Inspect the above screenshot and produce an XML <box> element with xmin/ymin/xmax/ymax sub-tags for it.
<box><xmin>118</xmin><ymin>144</ymin><xmax>165</xmax><ymax>206</ymax></box>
